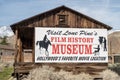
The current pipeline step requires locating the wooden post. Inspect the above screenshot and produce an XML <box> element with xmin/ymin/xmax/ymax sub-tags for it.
<box><xmin>15</xmin><ymin>30</ymin><xmax>18</xmax><ymax>63</ymax></box>
<box><xmin>17</xmin><ymin>38</ymin><xmax>21</xmax><ymax>62</ymax></box>
<box><xmin>17</xmin><ymin>36</ymin><xmax>23</xmax><ymax>63</ymax></box>
<box><xmin>19</xmin><ymin>39</ymin><xmax>23</xmax><ymax>62</ymax></box>
<box><xmin>32</xmin><ymin>28</ymin><xmax>35</xmax><ymax>62</ymax></box>
<box><xmin>15</xmin><ymin>29</ymin><xmax>23</xmax><ymax>63</ymax></box>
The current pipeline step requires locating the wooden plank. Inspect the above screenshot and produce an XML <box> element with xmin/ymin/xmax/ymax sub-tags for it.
<box><xmin>17</xmin><ymin>38</ymin><xmax>20</xmax><ymax>63</ymax></box>
<box><xmin>15</xmin><ymin>30</ymin><xmax>18</xmax><ymax>63</ymax></box>
<box><xmin>14</xmin><ymin>9</ymin><xmax>109</xmax><ymax>29</ymax></box>
<box><xmin>18</xmin><ymin>38</ymin><xmax>23</xmax><ymax>62</ymax></box>
<box><xmin>14</xmin><ymin>62</ymin><xmax>107</xmax><ymax>75</ymax></box>
<box><xmin>32</xmin><ymin>28</ymin><xmax>35</xmax><ymax>62</ymax></box>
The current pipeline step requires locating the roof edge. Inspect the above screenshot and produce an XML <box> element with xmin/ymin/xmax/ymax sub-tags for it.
<box><xmin>10</xmin><ymin>5</ymin><xmax>112</xmax><ymax>30</ymax></box>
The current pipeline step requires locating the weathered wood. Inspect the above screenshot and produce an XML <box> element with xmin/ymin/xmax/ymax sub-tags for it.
<box><xmin>10</xmin><ymin>6</ymin><xmax>112</xmax><ymax>77</ymax></box>
<box><xmin>32</xmin><ymin>28</ymin><xmax>35</xmax><ymax>62</ymax></box>
<box><xmin>11</xmin><ymin>6</ymin><xmax>112</xmax><ymax>30</ymax></box>
<box><xmin>16</xmin><ymin>36</ymin><xmax>23</xmax><ymax>63</ymax></box>
<box><xmin>15</xmin><ymin>30</ymin><xmax>18</xmax><ymax>63</ymax></box>
<box><xmin>17</xmin><ymin>38</ymin><xmax>20</xmax><ymax>63</ymax></box>
<box><xmin>14</xmin><ymin>63</ymin><xmax>107</xmax><ymax>75</ymax></box>
<box><xmin>20</xmin><ymin>39</ymin><xmax>23</xmax><ymax>62</ymax></box>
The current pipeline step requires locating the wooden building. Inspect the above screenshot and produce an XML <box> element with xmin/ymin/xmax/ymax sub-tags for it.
<box><xmin>0</xmin><ymin>44</ymin><xmax>15</xmax><ymax>63</ymax></box>
<box><xmin>108</xmin><ymin>31</ymin><xmax>120</xmax><ymax>64</ymax></box>
<box><xmin>10</xmin><ymin>6</ymin><xmax>112</xmax><ymax>79</ymax></box>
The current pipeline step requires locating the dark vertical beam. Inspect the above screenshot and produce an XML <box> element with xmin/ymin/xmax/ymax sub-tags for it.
<box><xmin>32</xmin><ymin>28</ymin><xmax>35</xmax><ymax>62</ymax></box>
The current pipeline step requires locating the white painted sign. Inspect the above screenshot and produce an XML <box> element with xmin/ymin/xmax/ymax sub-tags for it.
<box><xmin>35</xmin><ymin>27</ymin><xmax>108</xmax><ymax>63</ymax></box>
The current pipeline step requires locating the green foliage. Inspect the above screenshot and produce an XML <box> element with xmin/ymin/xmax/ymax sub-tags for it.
<box><xmin>0</xmin><ymin>67</ymin><xmax>13</xmax><ymax>80</ymax></box>
<box><xmin>0</xmin><ymin>36</ymin><xmax>8</xmax><ymax>45</ymax></box>
<box><xmin>108</xmin><ymin>63</ymin><xmax>120</xmax><ymax>75</ymax></box>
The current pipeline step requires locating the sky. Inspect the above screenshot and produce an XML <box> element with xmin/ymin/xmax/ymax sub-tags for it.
<box><xmin>0</xmin><ymin>0</ymin><xmax>120</xmax><ymax>30</ymax></box>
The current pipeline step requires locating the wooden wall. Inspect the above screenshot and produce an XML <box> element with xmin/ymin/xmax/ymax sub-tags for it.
<box><xmin>12</xmin><ymin>8</ymin><xmax>110</xmax><ymax>77</ymax></box>
<box><xmin>12</xmin><ymin>9</ymin><xmax>107</xmax><ymax>29</ymax></box>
